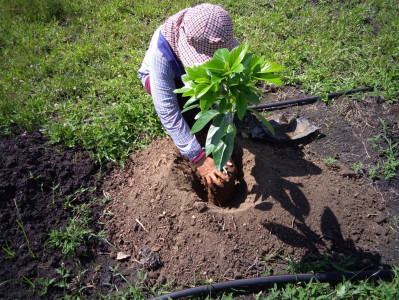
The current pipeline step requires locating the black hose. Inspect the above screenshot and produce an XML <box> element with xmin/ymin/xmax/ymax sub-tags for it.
<box><xmin>150</xmin><ymin>269</ymin><xmax>394</xmax><ymax>300</ymax></box>
<box><xmin>248</xmin><ymin>86</ymin><xmax>374</xmax><ymax>111</ymax></box>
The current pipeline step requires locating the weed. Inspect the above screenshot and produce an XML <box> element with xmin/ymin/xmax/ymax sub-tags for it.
<box><xmin>14</xmin><ymin>199</ymin><xmax>36</xmax><ymax>258</ymax></box>
<box><xmin>55</xmin><ymin>268</ymin><xmax>71</xmax><ymax>290</ymax></box>
<box><xmin>369</xmin><ymin>118</ymin><xmax>398</xmax><ymax>179</ymax></box>
<box><xmin>45</xmin><ymin>204</ymin><xmax>96</xmax><ymax>257</ymax></box>
<box><xmin>108</xmin><ymin>264</ymin><xmax>146</xmax><ymax>298</ymax></box>
<box><xmin>323</xmin><ymin>157</ymin><xmax>337</xmax><ymax>165</ymax></box>
<box><xmin>351</xmin><ymin>161</ymin><xmax>364</xmax><ymax>174</ymax></box>
<box><xmin>2</xmin><ymin>239</ymin><xmax>16</xmax><ymax>259</ymax></box>
<box><xmin>35</xmin><ymin>277</ymin><xmax>56</xmax><ymax>297</ymax></box>
<box><xmin>50</xmin><ymin>182</ymin><xmax>61</xmax><ymax>206</ymax></box>
<box><xmin>24</xmin><ymin>171</ymin><xmax>43</xmax><ymax>181</ymax></box>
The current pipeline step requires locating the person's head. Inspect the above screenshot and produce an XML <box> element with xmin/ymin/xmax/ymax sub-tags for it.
<box><xmin>163</xmin><ymin>3</ymin><xmax>235</xmax><ymax>67</ymax></box>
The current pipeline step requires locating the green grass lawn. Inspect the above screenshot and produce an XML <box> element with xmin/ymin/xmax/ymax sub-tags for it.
<box><xmin>1</xmin><ymin>0</ymin><xmax>398</xmax><ymax>164</ymax></box>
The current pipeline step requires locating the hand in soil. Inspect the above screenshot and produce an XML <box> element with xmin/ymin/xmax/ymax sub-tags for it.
<box><xmin>195</xmin><ymin>156</ymin><xmax>228</xmax><ymax>189</ymax></box>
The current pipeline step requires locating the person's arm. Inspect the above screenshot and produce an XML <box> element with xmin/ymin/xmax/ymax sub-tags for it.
<box><xmin>149</xmin><ymin>48</ymin><xmax>203</xmax><ymax>161</ymax></box>
<box><xmin>149</xmin><ymin>49</ymin><xmax>228</xmax><ymax>187</ymax></box>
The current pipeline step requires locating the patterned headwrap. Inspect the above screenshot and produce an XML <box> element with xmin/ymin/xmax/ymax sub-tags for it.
<box><xmin>161</xmin><ymin>3</ymin><xmax>235</xmax><ymax>67</ymax></box>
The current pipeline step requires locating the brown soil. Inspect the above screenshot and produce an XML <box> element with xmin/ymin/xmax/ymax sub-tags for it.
<box><xmin>103</xmin><ymin>87</ymin><xmax>399</xmax><ymax>285</ymax></box>
<box><xmin>0</xmin><ymin>86</ymin><xmax>398</xmax><ymax>298</ymax></box>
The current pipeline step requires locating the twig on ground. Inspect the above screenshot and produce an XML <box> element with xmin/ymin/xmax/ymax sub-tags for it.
<box><xmin>135</xmin><ymin>219</ymin><xmax>148</xmax><ymax>232</ymax></box>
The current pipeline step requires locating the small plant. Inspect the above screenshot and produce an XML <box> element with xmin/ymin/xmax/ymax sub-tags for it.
<box><xmin>369</xmin><ymin>118</ymin><xmax>398</xmax><ymax>180</ymax></box>
<box><xmin>49</xmin><ymin>182</ymin><xmax>61</xmax><ymax>207</ymax></box>
<box><xmin>24</xmin><ymin>171</ymin><xmax>43</xmax><ymax>181</ymax></box>
<box><xmin>2</xmin><ymin>239</ymin><xmax>16</xmax><ymax>259</ymax></box>
<box><xmin>323</xmin><ymin>157</ymin><xmax>337</xmax><ymax>165</ymax></box>
<box><xmin>351</xmin><ymin>161</ymin><xmax>363</xmax><ymax>174</ymax></box>
<box><xmin>35</xmin><ymin>277</ymin><xmax>56</xmax><ymax>297</ymax></box>
<box><xmin>45</xmin><ymin>213</ymin><xmax>95</xmax><ymax>257</ymax></box>
<box><xmin>175</xmin><ymin>44</ymin><xmax>282</xmax><ymax>171</ymax></box>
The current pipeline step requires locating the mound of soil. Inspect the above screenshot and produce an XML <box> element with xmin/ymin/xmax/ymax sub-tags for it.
<box><xmin>103</xmin><ymin>87</ymin><xmax>398</xmax><ymax>285</ymax></box>
<box><xmin>0</xmin><ymin>87</ymin><xmax>398</xmax><ymax>298</ymax></box>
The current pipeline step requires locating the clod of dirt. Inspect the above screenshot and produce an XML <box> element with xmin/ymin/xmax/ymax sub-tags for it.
<box><xmin>138</xmin><ymin>247</ymin><xmax>161</xmax><ymax>270</ymax></box>
<box><xmin>208</xmin><ymin>160</ymin><xmax>237</xmax><ymax>206</ymax></box>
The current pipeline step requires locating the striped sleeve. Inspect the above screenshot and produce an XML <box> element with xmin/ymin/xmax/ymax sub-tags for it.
<box><xmin>149</xmin><ymin>48</ymin><xmax>203</xmax><ymax>161</ymax></box>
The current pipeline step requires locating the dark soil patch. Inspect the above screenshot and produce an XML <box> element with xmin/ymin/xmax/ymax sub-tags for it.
<box><xmin>0</xmin><ymin>86</ymin><xmax>398</xmax><ymax>298</ymax></box>
<box><xmin>0</xmin><ymin>131</ymin><xmax>125</xmax><ymax>299</ymax></box>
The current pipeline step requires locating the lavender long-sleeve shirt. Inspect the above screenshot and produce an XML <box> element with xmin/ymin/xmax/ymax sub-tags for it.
<box><xmin>138</xmin><ymin>27</ymin><xmax>203</xmax><ymax>161</ymax></box>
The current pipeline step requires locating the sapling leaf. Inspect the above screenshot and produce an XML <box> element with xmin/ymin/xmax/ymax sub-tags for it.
<box><xmin>195</xmin><ymin>83</ymin><xmax>213</xmax><ymax>98</ymax></box>
<box><xmin>191</xmin><ymin>110</ymin><xmax>219</xmax><ymax>133</ymax></box>
<box><xmin>253</xmin><ymin>73</ymin><xmax>283</xmax><ymax>85</ymax></box>
<box><xmin>232</xmin><ymin>63</ymin><xmax>244</xmax><ymax>73</ymax></box>
<box><xmin>205</xmin><ymin>114</ymin><xmax>227</xmax><ymax>156</ymax></box>
<box><xmin>236</xmin><ymin>96</ymin><xmax>248</xmax><ymax>120</ymax></box>
<box><xmin>228</xmin><ymin>44</ymin><xmax>248</xmax><ymax>70</ymax></box>
<box><xmin>181</xmin><ymin>104</ymin><xmax>199</xmax><ymax>114</ymax></box>
<box><xmin>261</xmin><ymin>61</ymin><xmax>284</xmax><ymax>73</ymax></box>
<box><xmin>200</xmin><ymin>90</ymin><xmax>217</xmax><ymax>111</ymax></box>
<box><xmin>213</xmin><ymin>124</ymin><xmax>236</xmax><ymax>171</ymax></box>
<box><xmin>249</xmin><ymin>108</ymin><xmax>275</xmax><ymax>136</ymax></box>
<box><xmin>183</xmin><ymin>96</ymin><xmax>198</xmax><ymax>108</ymax></box>
<box><xmin>213</xmin><ymin>48</ymin><xmax>230</xmax><ymax>64</ymax></box>
<box><xmin>186</xmin><ymin>65</ymin><xmax>209</xmax><ymax>81</ymax></box>
<box><xmin>203</xmin><ymin>58</ymin><xmax>225</xmax><ymax>70</ymax></box>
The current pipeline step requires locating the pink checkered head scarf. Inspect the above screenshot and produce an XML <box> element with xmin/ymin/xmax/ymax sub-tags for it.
<box><xmin>161</xmin><ymin>3</ymin><xmax>234</xmax><ymax>67</ymax></box>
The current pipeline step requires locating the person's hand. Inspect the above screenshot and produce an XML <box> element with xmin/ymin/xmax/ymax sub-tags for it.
<box><xmin>195</xmin><ymin>156</ymin><xmax>228</xmax><ymax>189</ymax></box>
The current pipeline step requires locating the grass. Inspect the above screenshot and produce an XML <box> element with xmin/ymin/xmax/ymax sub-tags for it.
<box><xmin>368</xmin><ymin>118</ymin><xmax>399</xmax><ymax>180</ymax></box>
<box><xmin>1</xmin><ymin>0</ymin><xmax>398</xmax><ymax>164</ymax></box>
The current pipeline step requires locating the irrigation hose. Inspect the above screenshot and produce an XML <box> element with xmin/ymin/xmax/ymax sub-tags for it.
<box><xmin>248</xmin><ymin>86</ymin><xmax>374</xmax><ymax>111</ymax></box>
<box><xmin>38</xmin><ymin>87</ymin><xmax>373</xmax><ymax>131</ymax></box>
<box><xmin>150</xmin><ymin>269</ymin><xmax>394</xmax><ymax>300</ymax></box>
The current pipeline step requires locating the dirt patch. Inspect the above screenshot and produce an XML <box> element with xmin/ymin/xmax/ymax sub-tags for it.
<box><xmin>0</xmin><ymin>86</ymin><xmax>398</xmax><ymax>298</ymax></box>
<box><xmin>0</xmin><ymin>131</ymin><xmax>124</xmax><ymax>299</ymax></box>
<box><xmin>103</xmin><ymin>87</ymin><xmax>398</xmax><ymax>285</ymax></box>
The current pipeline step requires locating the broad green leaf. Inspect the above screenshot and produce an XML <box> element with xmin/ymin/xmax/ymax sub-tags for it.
<box><xmin>203</xmin><ymin>58</ymin><xmax>225</xmax><ymax>70</ymax></box>
<box><xmin>253</xmin><ymin>73</ymin><xmax>283</xmax><ymax>85</ymax></box>
<box><xmin>200</xmin><ymin>90</ymin><xmax>217</xmax><ymax>111</ymax></box>
<box><xmin>242</xmin><ymin>53</ymin><xmax>253</xmax><ymax>67</ymax></box>
<box><xmin>181</xmin><ymin>104</ymin><xmax>199</xmax><ymax>114</ymax></box>
<box><xmin>195</xmin><ymin>83</ymin><xmax>213</xmax><ymax>98</ymax></box>
<box><xmin>211</xmin><ymin>73</ymin><xmax>223</xmax><ymax>84</ymax></box>
<box><xmin>191</xmin><ymin>110</ymin><xmax>219</xmax><ymax>133</ymax></box>
<box><xmin>249</xmin><ymin>108</ymin><xmax>275</xmax><ymax>136</ymax></box>
<box><xmin>228</xmin><ymin>44</ymin><xmax>248</xmax><ymax>70</ymax></box>
<box><xmin>217</xmin><ymin>99</ymin><xmax>228</xmax><ymax>113</ymax></box>
<box><xmin>247</xmin><ymin>56</ymin><xmax>264</xmax><ymax>71</ymax></box>
<box><xmin>183</xmin><ymin>96</ymin><xmax>197</xmax><ymax>108</ymax></box>
<box><xmin>261</xmin><ymin>61</ymin><xmax>284</xmax><ymax>73</ymax></box>
<box><xmin>231</xmin><ymin>63</ymin><xmax>244</xmax><ymax>73</ymax></box>
<box><xmin>205</xmin><ymin>114</ymin><xmax>227</xmax><ymax>156</ymax></box>
<box><xmin>186</xmin><ymin>65</ymin><xmax>209</xmax><ymax>81</ymax></box>
<box><xmin>213</xmin><ymin>48</ymin><xmax>230</xmax><ymax>63</ymax></box>
<box><xmin>174</xmin><ymin>86</ymin><xmax>192</xmax><ymax>94</ymax></box>
<box><xmin>195</xmin><ymin>77</ymin><xmax>210</xmax><ymax>84</ymax></box>
<box><xmin>181</xmin><ymin>74</ymin><xmax>190</xmax><ymax>83</ymax></box>
<box><xmin>235</xmin><ymin>95</ymin><xmax>247</xmax><ymax>120</ymax></box>
<box><xmin>250</xmin><ymin>86</ymin><xmax>267</xmax><ymax>99</ymax></box>
<box><xmin>213</xmin><ymin>124</ymin><xmax>236</xmax><ymax>171</ymax></box>
<box><xmin>238</xmin><ymin>85</ymin><xmax>260</xmax><ymax>105</ymax></box>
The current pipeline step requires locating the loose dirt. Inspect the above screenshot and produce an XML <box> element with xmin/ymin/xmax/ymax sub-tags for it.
<box><xmin>1</xmin><ymin>87</ymin><xmax>398</xmax><ymax>298</ymax></box>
